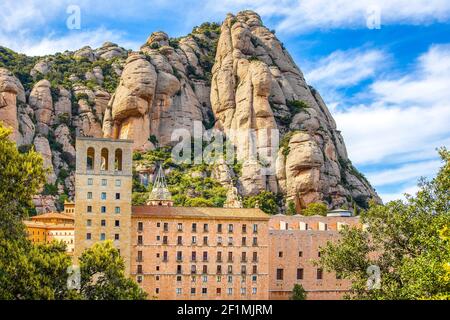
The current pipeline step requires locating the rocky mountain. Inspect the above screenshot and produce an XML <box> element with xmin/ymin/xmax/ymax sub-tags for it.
<box><xmin>0</xmin><ymin>10</ymin><xmax>380</xmax><ymax>214</ymax></box>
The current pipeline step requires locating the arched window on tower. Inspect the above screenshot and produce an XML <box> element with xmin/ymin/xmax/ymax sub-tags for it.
<box><xmin>101</xmin><ymin>148</ymin><xmax>109</xmax><ymax>171</ymax></box>
<box><xmin>115</xmin><ymin>149</ymin><xmax>123</xmax><ymax>171</ymax></box>
<box><xmin>87</xmin><ymin>147</ymin><xmax>95</xmax><ymax>170</ymax></box>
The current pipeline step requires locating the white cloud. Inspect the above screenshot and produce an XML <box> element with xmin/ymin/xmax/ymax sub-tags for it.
<box><xmin>2</xmin><ymin>0</ymin><xmax>449</xmax><ymax>44</ymax></box>
<box><xmin>335</xmin><ymin>44</ymin><xmax>450</xmax><ymax>165</ymax></box>
<box><xmin>0</xmin><ymin>0</ymin><xmax>61</xmax><ymax>32</ymax></box>
<box><xmin>379</xmin><ymin>185</ymin><xmax>420</xmax><ymax>203</ymax></box>
<box><xmin>335</xmin><ymin>103</ymin><xmax>450</xmax><ymax>165</ymax></box>
<box><xmin>305</xmin><ymin>49</ymin><xmax>387</xmax><ymax>88</ymax></box>
<box><xmin>328</xmin><ymin>44</ymin><xmax>450</xmax><ymax>202</ymax></box>
<box><xmin>200</xmin><ymin>0</ymin><xmax>450</xmax><ymax>33</ymax></box>
<box><xmin>372</xmin><ymin>44</ymin><xmax>450</xmax><ymax>105</ymax></box>
<box><xmin>366</xmin><ymin>160</ymin><xmax>442</xmax><ymax>186</ymax></box>
<box><xmin>0</xmin><ymin>28</ymin><xmax>139</xmax><ymax>56</ymax></box>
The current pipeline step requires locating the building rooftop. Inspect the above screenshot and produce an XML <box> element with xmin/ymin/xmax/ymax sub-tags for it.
<box><xmin>132</xmin><ymin>206</ymin><xmax>270</xmax><ymax>220</ymax></box>
<box><xmin>76</xmin><ymin>136</ymin><xmax>134</xmax><ymax>143</ymax></box>
<box><xmin>24</xmin><ymin>220</ymin><xmax>74</xmax><ymax>230</ymax></box>
<box><xmin>326</xmin><ymin>209</ymin><xmax>353</xmax><ymax>217</ymax></box>
<box><xmin>30</xmin><ymin>212</ymin><xmax>75</xmax><ymax>221</ymax></box>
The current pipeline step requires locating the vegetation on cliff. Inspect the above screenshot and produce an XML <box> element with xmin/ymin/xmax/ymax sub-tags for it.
<box><xmin>132</xmin><ymin>147</ymin><xmax>227</xmax><ymax>208</ymax></box>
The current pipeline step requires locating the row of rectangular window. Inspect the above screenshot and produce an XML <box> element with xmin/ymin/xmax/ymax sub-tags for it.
<box><xmin>136</xmin><ymin>264</ymin><xmax>258</xmax><ymax>275</ymax></box>
<box><xmin>136</xmin><ymin>283</ymin><xmax>258</xmax><ymax>296</ymax></box>
<box><xmin>137</xmin><ymin>222</ymin><xmax>258</xmax><ymax>234</ymax></box>
<box><xmin>137</xmin><ymin>250</ymin><xmax>259</xmax><ymax>263</ymax></box>
<box><xmin>87</xmin><ymin>192</ymin><xmax>121</xmax><ymax>200</ymax></box>
<box><xmin>86</xmin><ymin>206</ymin><xmax>121</xmax><ymax>214</ymax></box>
<box><xmin>276</xmin><ymin>268</ymin><xmax>328</xmax><ymax>280</ymax></box>
<box><xmin>87</xmin><ymin>178</ymin><xmax>122</xmax><ymax>186</ymax></box>
<box><xmin>176</xmin><ymin>287</ymin><xmax>257</xmax><ymax>295</ymax></box>
<box><xmin>137</xmin><ymin>235</ymin><xmax>258</xmax><ymax>246</ymax></box>
<box><xmin>86</xmin><ymin>233</ymin><xmax>120</xmax><ymax>241</ymax></box>
<box><xmin>278</xmin><ymin>251</ymin><xmax>320</xmax><ymax>258</ymax></box>
<box><xmin>280</xmin><ymin>221</ymin><xmax>332</xmax><ymax>231</ymax></box>
<box><xmin>86</xmin><ymin>219</ymin><xmax>120</xmax><ymax>227</ymax></box>
<box><xmin>136</xmin><ymin>273</ymin><xmax>258</xmax><ymax>285</ymax></box>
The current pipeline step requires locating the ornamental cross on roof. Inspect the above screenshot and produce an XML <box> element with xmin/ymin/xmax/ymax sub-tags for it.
<box><xmin>148</xmin><ymin>163</ymin><xmax>172</xmax><ymax>201</ymax></box>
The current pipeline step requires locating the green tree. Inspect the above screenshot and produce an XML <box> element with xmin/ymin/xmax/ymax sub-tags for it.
<box><xmin>0</xmin><ymin>124</ymin><xmax>76</xmax><ymax>299</ymax></box>
<box><xmin>286</xmin><ymin>200</ymin><xmax>297</xmax><ymax>215</ymax></box>
<box><xmin>0</xmin><ymin>123</ymin><xmax>46</xmax><ymax>235</ymax></box>
<box><xmin>0</xmin><ymin>226</ymin><xmax>77</xmax><ymax>299</ymax></box>
<box><xmin>302</xmin><ymin>202</ymin><xmax>328</xmax><ymax>216</ymax></box>
<box><xmin>79</xmin><ymin>241</ymin><xmax>147</xmax><ymax>300</ymax></box>
<box><xmin>243</xmin><ymin>191</ymin><xmax>279</xmax><ymax>214</ymax></box>
<box><xmin>317</xmin><ymin>148</ymin><xmax>450</xmax><ymax>300</ymax></box>
<box><xmin>291</xmin><ymin>284</ymin><xmax>307</xmax><ymax>300</ymax></box>
<box><xmin>0</xmin><ymin>123</ymin><xmax>145</xmax><ymax>300</ymax></box>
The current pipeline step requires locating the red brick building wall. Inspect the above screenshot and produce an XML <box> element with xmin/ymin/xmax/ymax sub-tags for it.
<box><xmin>268</xmin><ymin>214</ymin><xmax>360</xmax><ymax>300</ymax></box>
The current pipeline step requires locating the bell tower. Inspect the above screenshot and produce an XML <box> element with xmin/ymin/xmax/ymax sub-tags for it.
<box><xmin>74</xmin><ymin>137</ymin><xmax>133</xmax><ymax>274</ymax></box>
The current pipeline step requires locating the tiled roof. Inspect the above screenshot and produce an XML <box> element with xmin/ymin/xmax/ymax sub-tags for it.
<box><xmin>24</xmin><ymin>220</ymin><xmax>74</xmax><ymax>230</ymax></box>
<box><xmin>23</xmin><ymin>220</ymin><xmax>48</xmax><ymax>228</ymax></box>
<box><xmin>31</xmin><ymin>212</ymin><xmax>75</xmax><ymax>221</ymax></box>
<box><xmin>132</xmin><ymin>206</ymin><xmax>270</xmax><ymax>220</ymax></box>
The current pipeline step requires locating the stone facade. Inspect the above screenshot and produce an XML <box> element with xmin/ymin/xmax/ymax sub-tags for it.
<box><xmin>74</xmin><ymin>137</ymin><xmax>133</xmax><ymax>273</ymax></box>
<box><xmin>71</xmin><ymin>137</ymin><xmax>362</xmax><ymax>300</ymax></box>
<box><xmin>130</xmin><ymin>206</ymin><xmax>270</xmax><ymax>300</ymax></box>
<box><xmin>268</xmin><ymin>214</ymin><xmax>360</xmax><ymax>300</ymax></box>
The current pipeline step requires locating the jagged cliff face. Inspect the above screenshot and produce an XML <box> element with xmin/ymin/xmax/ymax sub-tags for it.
<box><xmin>103</xmin><ymin>31</ymin><xmax>215</xmax><ymax>150</ymax></box>
<box><xmin>210</xmin><ymin>11</ymin><xmax>379</xmax><ymax>209</ymax></box>
<box><xmin>0</xmin><ymin>10</ymin><xmax>380</xmax><ymax>213</ymax></box>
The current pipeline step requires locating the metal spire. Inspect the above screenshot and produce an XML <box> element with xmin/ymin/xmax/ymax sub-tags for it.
<box><xmin>148</xmin><ymin>163</ymin><xmax>172</xmax><ymax>201</ymax></box>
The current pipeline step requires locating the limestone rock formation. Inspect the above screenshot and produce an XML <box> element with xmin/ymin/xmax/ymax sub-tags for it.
<box><xmin>94</xmin><ymin>89</ymin><xmax>110</xmax><ymax>120</ymax></box>
<box><xmin>54</xmin><ymin>88</ymin><xmax>72</xmax><ymax>120</ymax></box>
<box><xmin>29</xmin><ymin>79</ymin><xmax>53</xmax><ymax>135</ymax></box>
<box><xmin>74</xmin><ymin>46</ymin><xmax>96</xmax><ymax>62</ymax></box>
<box><xmin>104</xmin><ymin>30</ymin><xmax>211</xmax><ymax>149</ymax></box>
<box><xmin>30</xmin><ymin>59</ymin><xmax>52</xmax><ymax>78</ymax></box>
<box><xmin>0</xmin><ymin>68</ymin><xmax>25</xmax><ymax>142</ymax></box>
<box><xmin>210</xmin><ymin>11</ymin><xmax>380</xmax><ymax>208</ymax></box>
<box><xmin>95</xmin><ymin>42</ymin><xmax>127</xmax><ymax>60</ymax></box>
<box><xmin>0</xmin><ymin>11</ymin><xmax>380</xmax><ymax>212</ymax></box>
<box><xmin>18</xmin><ymin>104</ymin><xmax>35</xmax><ymax>146</ymax></box>
<box><xmin>54</xmin><ymin>124</ymin><xmax>76</xmax><ymax>165</ymax></box>
<box><xmin>103</xmin><ymin>53</ymin><xmax>157</xmax><ymax>151</ymax></box>
<box><xmin>33</xmin><ymin>134</ymin><xmax>57</xmax><ymax>184</ymax></box>
<box><xmin>32</xmin><ymin>194</ymin><xmax>57</xmax><ymax>214</ymax></box>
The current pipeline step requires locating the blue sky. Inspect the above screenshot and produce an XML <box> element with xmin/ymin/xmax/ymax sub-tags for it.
<box><xmin>1</xmin><ymin>0</ymin><xmax>450</xmax><ymax>202</ymax></box>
